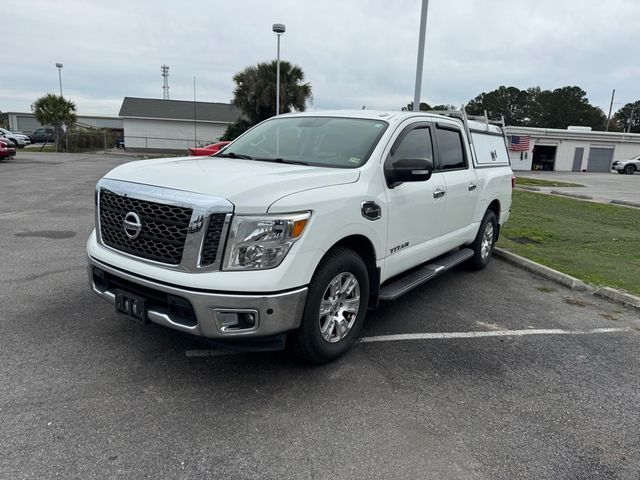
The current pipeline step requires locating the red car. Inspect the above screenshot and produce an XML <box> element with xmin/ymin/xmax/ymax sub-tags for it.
<box><xmin>0</xmin><ymin>138</ymin><xmax>16</xmax><ymax>161</ymax></box>
<box><xmin>188</xmin><ymin>141</ymin><xmax>231</xmax><ymax>156</ymax></box>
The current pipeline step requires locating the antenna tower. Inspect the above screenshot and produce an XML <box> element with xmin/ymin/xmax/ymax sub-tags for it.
<box><xmin>161</xmin><ymin>65</ymin><xmax>170</xmax><ymax>100</ymax></box>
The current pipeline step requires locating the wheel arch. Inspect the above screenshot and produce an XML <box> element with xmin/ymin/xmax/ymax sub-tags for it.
<box><xmin>486</xmin><ymin>199</ymin><xmax>501</xmax><ymax>240</ymax></box>
<box><xmin>324</xmin><ymin>234</ymin><xmax>380</xmax><ymax>310</ymax></box>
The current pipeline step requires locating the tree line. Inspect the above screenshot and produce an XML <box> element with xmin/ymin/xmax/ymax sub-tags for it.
<box><xmin>405</xmin><ymin>85</ymin><xmax>639</xmax><ymax>133</ymax></box>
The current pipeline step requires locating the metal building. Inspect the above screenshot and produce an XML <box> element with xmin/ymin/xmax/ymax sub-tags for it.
<box><xmin>505</xmin><ymin>126</ymin><xmax>640</xmax><ymax>172</ymax></box>
<box><xmin>7</xmin><ymin>112</ymin><xmax>123</xmax><ymax>132</ymax></box>
<box><xmin>119</xmin><ymin>97</ymin><xmax>243</xmax><ymax>153</ymax></box>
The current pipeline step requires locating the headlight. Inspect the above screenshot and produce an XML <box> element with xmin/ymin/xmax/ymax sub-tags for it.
<box><xmin>223</xmin><ymin>212</ymin><xmax>311</xmax><ymax>270</ymax></box>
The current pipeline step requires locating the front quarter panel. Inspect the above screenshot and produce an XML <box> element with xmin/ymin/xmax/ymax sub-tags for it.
<box><xmin>268</xmin><ymin>179</ymin><xmax>388</xmax><ymax>272</ymax></box>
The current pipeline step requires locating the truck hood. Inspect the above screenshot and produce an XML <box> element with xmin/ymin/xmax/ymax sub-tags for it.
<box><xmin>104</xmin><ymin>156</ymin><xmax>360</xmax><ymax>213</ymax></box>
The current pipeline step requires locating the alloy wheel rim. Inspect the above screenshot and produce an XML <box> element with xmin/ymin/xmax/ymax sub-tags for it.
<box><xmin>318</xmin><ymin>272</ymin><xmax>361</xmax><ymax>343</ymax></box>
<box><xmin>480</xmin><ymin>223</ymin><xmax>494</xmax><ymax>260</ymax></box>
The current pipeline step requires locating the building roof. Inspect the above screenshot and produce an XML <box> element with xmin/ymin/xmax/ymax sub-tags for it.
<box><xmin>505</xmin><ymin>125</ymin><xmax>640</xmax><ymax>144</ymax></box>
<box><xmin>119</xmin><ymin>97</ymin><xmax>243</xmax><ymax>123</ymax></box>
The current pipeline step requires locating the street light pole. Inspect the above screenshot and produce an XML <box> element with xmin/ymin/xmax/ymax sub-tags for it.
<box><xmin>413</xmin><ymin>0</ymin><xmax>429</xmax><ymax>111</ymax></box>
<box><xmin>55</xmin><ymin>63</ymin><xmax>64</xmax><ymax>97</ymax></box>
<box><xmin>272</xmin><ymin>23</ymin><xmax>286</xmax><ymax>116</ymax></box>
<box><xmin>55</xmin><ymin>62</ymin><xmax>66</xmax><ymax>152</ymax></box>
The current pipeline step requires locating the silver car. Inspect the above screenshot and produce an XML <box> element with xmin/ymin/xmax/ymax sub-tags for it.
<box><xmin>0</xmin><ymin>128</ymin><xmax>27</xmax><ymax>148</ymax></box>
<box><xmin>612</xmin><ymin>155</ymin><xmax>640</xmax><ymax>174</ymax></box>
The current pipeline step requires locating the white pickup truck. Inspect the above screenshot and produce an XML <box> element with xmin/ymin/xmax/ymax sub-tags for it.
<box><xmin>88</xmin><ymin>110</ymin><xmax>513</xmax><ymax>363</ymax></box>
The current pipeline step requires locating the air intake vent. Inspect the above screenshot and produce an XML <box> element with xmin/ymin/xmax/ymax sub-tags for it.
<box><xmin>200</xmin><ymin>214</ymin><xmax>229</xmax><ymax>266</ymax></box>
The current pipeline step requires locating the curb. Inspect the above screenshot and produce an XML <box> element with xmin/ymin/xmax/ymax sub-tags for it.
<box><xmin>494</xmin><ymin>248</ymin><xmax>589</xmax><ymax>291</ymax></box>
<box><xmin>515</xmin><ymin>185</ymin><xmax>541</xmax><ymax>192</ymax></box>
<box><xmin>549</xmin><ymin>190</ymin><xmax>594</xmax><ymax>200</ymax></box>
<box><xmin>610</xmin><ymin>199</ymin><xmax>640</xmax><ymax>209</ymax></box>
<box><xmin>592</xmin><ymin>287</ymin><xmax>640</xmax><ymax>310</ymax></box>
<box><xmin>494</xmin><ymin>248</ymin><xmax>640</xmax><ymax>311</ymax></box>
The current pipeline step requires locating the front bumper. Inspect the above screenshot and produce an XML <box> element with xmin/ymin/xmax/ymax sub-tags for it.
<box><xmin>88</xmin><ymin>255</ymin><xmax>308</xmax><ymax>340</ymax></box>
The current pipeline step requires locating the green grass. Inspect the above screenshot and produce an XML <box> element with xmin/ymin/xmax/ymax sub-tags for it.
<box><xmin>516</xmin><ymin>176</ymin><xmax>584</xmax><ymax>187</ymax></box>
<box><xmin>498</xmin><ymin>190</ymin><xmax>640</xmax><ymax>295</ymax></box>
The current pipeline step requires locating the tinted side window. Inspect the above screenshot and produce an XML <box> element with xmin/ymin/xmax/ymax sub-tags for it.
<box><xmin>392</xmin><ymin>127</ymin><xmax>433</xmax><ymax>161</ymax></box>
<box><xmin>435</xmin><ymin>127</ymin><xmax>466</xmax><ymax>170</ymax></box>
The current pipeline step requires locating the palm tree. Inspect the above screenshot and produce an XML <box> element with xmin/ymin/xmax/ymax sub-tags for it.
<box><xmin>232</xmin><ymin>60</ymin><xmax>312</xmax><ymax>125</ymax></box>
<box><xmin>32</xmin><ymin>94</ymin><xmax>77</xmax><ymax>151</ymax></box>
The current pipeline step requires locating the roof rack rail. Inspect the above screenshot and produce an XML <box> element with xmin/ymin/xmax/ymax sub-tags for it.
<box><xmin>421</xmin><ymin>106</ymin><xmax>508</xmax><ymax>162</ymax></box>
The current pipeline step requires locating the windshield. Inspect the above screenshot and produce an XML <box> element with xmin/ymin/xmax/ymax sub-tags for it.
<box><xmin>217</xmin><ymin>116</ymin><xmax>389</xmax><ymax>168</ymax></box>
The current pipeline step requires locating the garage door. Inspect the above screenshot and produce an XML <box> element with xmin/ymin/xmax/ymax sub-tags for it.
<box><xmin>586</xmin><ymin>147</ymin><xmax>614</xmax><ymax>172</ymax></box>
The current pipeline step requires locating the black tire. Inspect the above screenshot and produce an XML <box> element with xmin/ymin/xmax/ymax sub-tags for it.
<box><xmin>624</xmin><ymin>164</ymin><xmax>636</xmax><ymax>175</ymax></box>
<box><xmin>289</xmin><ymin>247</ymin><xmax>369</xmax><ymax>364</ymax></box>
<box><xmin>468</xmin><ymin>210</ymin><xmax>497</xmax><ymax>270</ymax></box>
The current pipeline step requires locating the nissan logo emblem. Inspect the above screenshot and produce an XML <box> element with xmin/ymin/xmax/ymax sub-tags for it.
<box><xmin>123</xmin><ymin>212</ymin><xmax>142</xmax><ymax>239</ymax></box>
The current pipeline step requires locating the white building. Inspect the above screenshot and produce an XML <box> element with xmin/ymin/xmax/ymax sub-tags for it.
<box><xmin>505</xmin><ymin>126</ymin><xmax>640</xmax><ymax>172</ymax></box>
<box><xmin>119</xmin><ymin>97</ymin><xmax>243</xmax><ymax>153</ymax></box>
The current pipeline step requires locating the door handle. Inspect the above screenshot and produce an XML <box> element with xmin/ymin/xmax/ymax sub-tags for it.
<box><xmin>468</xmin><ymin>183</ymin><xmax>477</xmax><ymax>191</ymax></box>
<box><xmin>433</xmin><ymin>188</ymin><xmax>446</xmax><ymax>199</ymax></box>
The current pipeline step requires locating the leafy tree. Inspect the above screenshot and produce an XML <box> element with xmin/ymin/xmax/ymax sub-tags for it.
<box><xmin>465</xmin><ymin>86</ymin><xmax>530</xmax><ymax>125</ymax></box>
<box><xmin>402</xmin><ymin>101</ymin><xmax>430</xmax><ymax>111</ymax></box>
<box><xmin>232</xmin><ymin>60</ymin><xmax>312</xmax><ymax>125</ymax></box>
<box><xmin>0</xmin><ymin>111</ymin><xmax>7</xmax><ymax>129</ymax></box>
<box><xmin>529</xmin><ymin>86</ymin><xmax>605</xmax><ymax>130</ymax></box>
<box><xmin>465</xmin><ymin>85</ymin><xmax>606</xmax><ymax>129</ymax></box>
<box><xmin>612</xmin><ymin>100</ymin><xmax>640</xmax><ymax>133</ymax></box>
<box><xmin>402</xmin><ymin>102</ymin><xmax>456</xmax><ymax>111</ymax></box>
<box><xmin>220</xmin><ymin>118</ymin><xmax>253</xmax><ymax>141</ymax></box>
<box><xmin>32</xmin><ymin>94</ymin><xmax>77</xmax><ymax>151</ymax></box>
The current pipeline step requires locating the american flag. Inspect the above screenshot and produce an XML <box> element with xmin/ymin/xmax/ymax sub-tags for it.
<box><xmin>509</xmin><ymin>135</ymin><xmax>530</xmax><ymax>151</ymax></box>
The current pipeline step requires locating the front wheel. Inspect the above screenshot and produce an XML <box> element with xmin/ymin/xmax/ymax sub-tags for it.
<box><xmin>289</xmin><ymin>247</ymin><xmax>369</xmax><ymax>364</ymax></box>
<box><xmin>468</xmin><ymin>210</ymin><xmax>497</xmax><ymax>270</ymax></box>
<box><xmin>624</xmin><ymin>164</ymin><xmax>636</xmax><ymax>175</ymax></box>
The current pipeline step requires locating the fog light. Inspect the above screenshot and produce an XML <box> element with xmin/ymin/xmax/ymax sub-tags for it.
<box><xmin>213</xmin><ymin>309</ymin><xmax>258</xmax><ymax>333</ymax></box>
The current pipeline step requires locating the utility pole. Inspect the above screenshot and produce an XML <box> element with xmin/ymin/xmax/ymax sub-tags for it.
<box><xmin>412</xmin><ymin>0</ymin><xmax>429</xmax><ymax>111</ymax></box>
<box><xmin>605</xmin><ymin>88</ymin><xmax>615</xmax><ymax>131</ymax></box>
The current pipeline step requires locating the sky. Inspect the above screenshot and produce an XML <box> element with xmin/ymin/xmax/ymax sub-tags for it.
<box><xmin>1</xmin><ymin>0</ymin><xmax>639</xmax><ymax>117</ymax></box>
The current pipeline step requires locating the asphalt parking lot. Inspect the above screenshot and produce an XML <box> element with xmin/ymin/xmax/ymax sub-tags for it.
<box><xmin>1</xmin><ymin>152</ymin><xmax>639</xmax><ymax>479</ymax></box>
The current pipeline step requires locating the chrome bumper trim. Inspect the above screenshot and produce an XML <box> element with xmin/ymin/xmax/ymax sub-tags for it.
<box><xmin>88</xmin><ymin>256</ymin><xmax>308</xmax><ymax>339</ymax></box>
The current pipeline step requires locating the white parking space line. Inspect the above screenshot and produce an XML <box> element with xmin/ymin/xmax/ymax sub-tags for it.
<box><xmin>184</xmin><ymin>328</ymin><xmax>633</xmax><ymax>356</ymax></box>
<box><xmin>359</xmin><ymin>327</ymin><xmax>632</xmax><ymax>344</ymax></box>
<box><xmin>185</xmin><ymin>350</ymin><xmax>242</xmax><ymax>357</ymax></box>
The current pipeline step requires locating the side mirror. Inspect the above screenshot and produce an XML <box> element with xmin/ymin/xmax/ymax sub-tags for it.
<box><xmin>386</xmin><ymin>158</ymin><xmax>433</xmax><ymax>188</ymax></box>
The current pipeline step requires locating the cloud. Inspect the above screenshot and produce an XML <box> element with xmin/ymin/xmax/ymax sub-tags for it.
<box><xmin>2</xmin><ymin>0</ymin><xmax>638</xmax><ymax>117</ymax></box>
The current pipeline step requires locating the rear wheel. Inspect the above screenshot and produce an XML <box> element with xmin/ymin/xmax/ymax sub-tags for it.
<box><xmin>468</xmin><ymin>210</ymin><xmax>497</xmax><ymax>270</ymax></box>
<box><xmin>624</xmin><ymin>164</ymin><xmax>636</xmax><ymax>175</ymax></box>
<box><xmin>289</xmin><ymin>247</ymin><xmax>369</xmax><ymax>364</ymax></box>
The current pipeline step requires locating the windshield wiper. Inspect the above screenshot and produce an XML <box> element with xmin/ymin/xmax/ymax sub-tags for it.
<box><xmin>216</xmin><ymin>151</ymin><xmax>253</xmax><ymax>160</ymax></box>
<box><xmin>256</xmin><ymin>157</ymin><xmax>309</xmax><ymax>166</ymax></box>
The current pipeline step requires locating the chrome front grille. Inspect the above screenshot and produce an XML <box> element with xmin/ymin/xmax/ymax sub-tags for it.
<box><xmin>99</xmin><ymin>189</ymin><xmax>193</xmax><ymax>264</ymax></box>
<box><xmin>96</xmin><ymin>179</ymin><xmax>234</xmax><ymax>271</ymax></box>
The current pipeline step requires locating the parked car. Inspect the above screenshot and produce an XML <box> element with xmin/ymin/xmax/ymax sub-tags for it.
<box><xmin>12</xmin><ymin>132</ymin><xmax>31</xmax><ymax>146</ymax></box>
<box><xmin>0</xmin><ymin>128</ymin><xmax>26</xmax><ymax>148</ymax></box>
<box><xmin>28</xmin><ymin>127</ymin><xmax>56</xmax><ymax>144</ymax></box>
<box><xmin>612</xmin><ymin>155</ymin><xmax>640</xmax><ymax>174</ymax></box>
<box><xmin>87</xmin><ymin>110</ymin><xmax>513</xmax><ymax>363</ymax></box>
<box><xmin>0</xmin><ymin>138</ymin><xmax>16</xmax><ymax>160</ymax></box>
<box><xmin>188</xmin><ymin>141</ymin><xmax>231</xmax><ymax>156</ymax></box>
